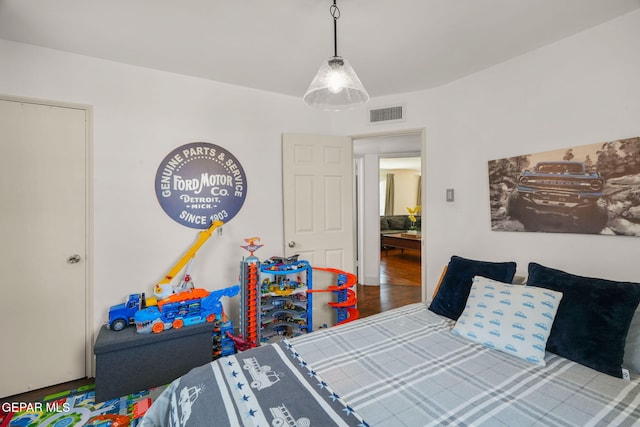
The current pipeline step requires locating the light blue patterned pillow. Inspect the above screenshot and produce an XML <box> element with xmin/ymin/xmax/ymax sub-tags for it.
<box><xmin>452</xmin><ymin>276</ymin><xmax>563</xmax><ymax>366</ymax></box>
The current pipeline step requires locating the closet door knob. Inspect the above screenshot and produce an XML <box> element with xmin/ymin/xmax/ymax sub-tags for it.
<box><xmin>67</xmin><ymin>254</ymin><xmax>82</xmax><ymax>264</ymax></box>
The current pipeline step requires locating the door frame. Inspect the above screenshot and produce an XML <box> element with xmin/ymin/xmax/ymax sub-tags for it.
<box><xmin>1</xmin><ymin>93</ymin><xmax>94</xmax><ymax>378</ymax></box>
<box><xmin>351</xmin><ymin>128</ymin><xmax>427</xmax><ymax>302</ymax></box>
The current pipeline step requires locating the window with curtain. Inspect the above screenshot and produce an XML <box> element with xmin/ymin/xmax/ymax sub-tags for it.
<box><xmin>384</xmin><ymin>173</ymin><xmax>394</xmax><ymax>215</ymax></box>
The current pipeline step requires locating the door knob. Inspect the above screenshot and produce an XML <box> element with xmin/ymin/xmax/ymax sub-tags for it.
<box><xmin>288</xmin><ymin>241</ymin><xmax>296</xmax><ymax>248</ymax></box>
<box><xmin>67</xmin><ymin>254</ymin><xmax>82</xmax><ymax>264</ymax></box>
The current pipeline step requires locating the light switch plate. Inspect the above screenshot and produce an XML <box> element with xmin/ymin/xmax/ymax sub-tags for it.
<box><xmin>446</xmin><ymin>188</ymin><xmax>454</xmax><ymax>202</ymax></box>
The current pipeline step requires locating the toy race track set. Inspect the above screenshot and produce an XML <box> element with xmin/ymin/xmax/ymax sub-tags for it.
<box><xmin>105</xmin><ymin>220</ymin><xmax>358</xmax><ymax>350</ymax></box>
<box><xmin>236</xmin><ymin>239</ymin><xmax>359</xmax><ymax>348</ymax></box>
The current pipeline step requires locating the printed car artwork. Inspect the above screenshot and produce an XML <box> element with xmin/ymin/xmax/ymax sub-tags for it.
<box><xmin>243</xmin><ymin>357</ymin><xmax>282</xmax><ymax>390</ymax></box>
<box><xmin>512</xmin><ymin>323</ymin><xmax>525</xmax><ymax>330</ymax></box>
<box><xmin>488</xmin><ymin>137</ymin><xmax>640</xmax><ymax>236</ymax></box>
<box><xmin>504</xmin><ymin>344</ymin><xmax>518</xmax><ymax>352</ymax></box>
<box><xmin>507</xmin><ymin>161</ymin><xmax>607</xmax><ymax>233</ymax></box>
<box><xmin>532</xmin><ymin>333</ymin><xmax>546</xmax><ymax>342</ymax></box>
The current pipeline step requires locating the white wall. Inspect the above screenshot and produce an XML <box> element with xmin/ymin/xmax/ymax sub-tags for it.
<box><xmin>0</xmin><ymin>39</ymin><xmax>335</xmax><ymax>340</ymax></box>
<box><xmin>336</xmin><ymin>9</ymin><xmax>640</xmax><ymax>299</ymax></box>
<box><xmin>381</xmin><ymin>169</ymin><xmax>421</xmax><ymax>215</ymax></box>
<box><xmin>2</xmin><ymin>7</ymin><xmax>640</xmax><ymax>343</ymax></box>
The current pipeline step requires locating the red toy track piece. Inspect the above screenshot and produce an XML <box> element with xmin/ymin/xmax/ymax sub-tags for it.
<box><xmin>310</xmin><ymin>267</ymin><xmax>359</xmax><ymax>325</ymax></box>
<box><xmin>225</xmin><ymin>331</ymin><xmax>254</xmax><ymax>351</ymax></box>
<box><xmin>133</xmin><ymin>397</ymin><xmax>153</xmax><ymax>419</ymax></box>
<box><xmin>86</xmin><ymin>414</ymin><xmax>130</xmax><ymax>427</ymax></box>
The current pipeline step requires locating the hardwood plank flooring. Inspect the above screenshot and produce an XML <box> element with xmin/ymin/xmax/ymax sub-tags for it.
<box><xmin>380</xmin><ymin>247</ymin><xmax>421</xmax><ymax>286</ymax></box>
<box><xmin>356</xmin><ymin>283</ymin><xmax>422</xmax><ymax>318</ymax></box>
<box><xmin>357</xmin><ymin>247</ymin><xmax>422</xmax><ymax>318</ymax></box>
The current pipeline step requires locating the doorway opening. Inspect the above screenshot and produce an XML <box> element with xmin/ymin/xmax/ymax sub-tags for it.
<box><xmin>379</xmin><ymin>156</ymin><xmax>421</xmax><ymax>287</ymax></box>
<box><xmin>352</xmin><ymin>129</ymin><xmax>425</xmax><ymax>313</ymax></box>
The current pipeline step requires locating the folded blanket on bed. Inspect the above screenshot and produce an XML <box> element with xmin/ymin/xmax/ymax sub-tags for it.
<box><xmin>141</xmin><ymin>339</ymin><xmax>366</xmax><ymax>426</ymax></box>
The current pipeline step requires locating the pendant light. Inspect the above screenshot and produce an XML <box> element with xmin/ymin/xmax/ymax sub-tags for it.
<box><xmin>303</xmin><ymin>0</ymin><xmax>369</xmax><ymax>111</ymax></box>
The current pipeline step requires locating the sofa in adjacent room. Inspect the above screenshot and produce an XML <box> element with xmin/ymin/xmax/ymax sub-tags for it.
<box><xmin>379</xmin><ymin>215</ymin><xmax>421</xmax><ymax>235</ymax></box>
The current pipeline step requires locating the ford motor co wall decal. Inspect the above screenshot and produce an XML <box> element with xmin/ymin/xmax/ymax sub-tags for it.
<box><xmin>155</xmin><ymin>142</ymin><xmax>247</xmax><ymax>229</ymax></box>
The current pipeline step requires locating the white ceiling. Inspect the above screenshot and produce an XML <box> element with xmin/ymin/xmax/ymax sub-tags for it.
<box><xmin>1</xmin><ymin>0</ymin><xmax>639</xmax><ymax>99</ymax></box>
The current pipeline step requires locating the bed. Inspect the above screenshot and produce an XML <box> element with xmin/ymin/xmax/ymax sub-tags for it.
<box><xmin>141</xmin><ymin>257</ymin><xmax>640</xmax><ymax>426</ymax></box>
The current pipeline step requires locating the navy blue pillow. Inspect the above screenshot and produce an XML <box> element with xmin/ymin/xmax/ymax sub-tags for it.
<box><xmin>527</xmin><ymin>263</ymin><xmax>640</xmax><ymax>378</ymax></box>
<box><xmin>429</xmin><ymin>256</ymin><xmax>517</xmax><ymax>320</ymax></box>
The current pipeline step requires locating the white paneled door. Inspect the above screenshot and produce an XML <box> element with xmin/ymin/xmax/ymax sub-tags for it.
<box><xmin>282</xmin><ymin>133</ymin><xmax>355</xmax><ymax>270</ymax></box>
<box><xmin>0</xmin><ymin>98</ymin><xmax>88</xmax><ymax>397</ymax></box>
<box><xmin>282</xmin><ymin>134</ymin><xmax>355</xmax><ymax>327</ymax></box>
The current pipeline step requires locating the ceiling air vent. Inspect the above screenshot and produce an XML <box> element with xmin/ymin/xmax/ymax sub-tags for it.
<box><xmin>369</xmin><ymin>105</ymin><xmax>405</xmax><ymax>124</ymax></box>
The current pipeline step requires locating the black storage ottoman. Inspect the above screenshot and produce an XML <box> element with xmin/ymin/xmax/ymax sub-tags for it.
<box><xmin>93</xmin><ymin>322</ymin><xmax>214</xmax><ymax>402</ymax></box>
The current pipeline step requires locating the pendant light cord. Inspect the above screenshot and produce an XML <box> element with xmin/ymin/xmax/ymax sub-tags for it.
<box><xmin>330</xmin><ymin>0</ymin><xmax>340</xmax><ymax>57</ymax></box>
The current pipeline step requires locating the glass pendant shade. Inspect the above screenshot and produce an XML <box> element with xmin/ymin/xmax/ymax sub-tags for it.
<box><xmin>303</xmin><ymin>56</ymin><xmax>369</xmax><ymax>111</ymax></box>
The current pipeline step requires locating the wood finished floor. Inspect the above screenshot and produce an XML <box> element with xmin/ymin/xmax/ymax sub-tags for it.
<box><xmin>1</xmin><ymin>249</ymin><xmax>422</xmax><ymax>404</ymax></box>
<box><xmin>379</xmin><ymin>246</ymin><xmax>421</xmax><ymax>287</ymax></box>
<box><xmin>357</xmin><ymin>247</ymin><xmax>422</xmax><ymax>318</ymax></box>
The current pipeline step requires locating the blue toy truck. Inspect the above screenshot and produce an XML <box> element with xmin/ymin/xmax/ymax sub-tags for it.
<box><xmin>108</xmin><ymin>293</ymin><xmax>148</xmax><ymax>331</ymax></box>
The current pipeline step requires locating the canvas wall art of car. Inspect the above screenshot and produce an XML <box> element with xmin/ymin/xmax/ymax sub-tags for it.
<box><xmin>488</xmin><ymin>136</ymin><xmax>640</xmax><ymax>236</ymax></box>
